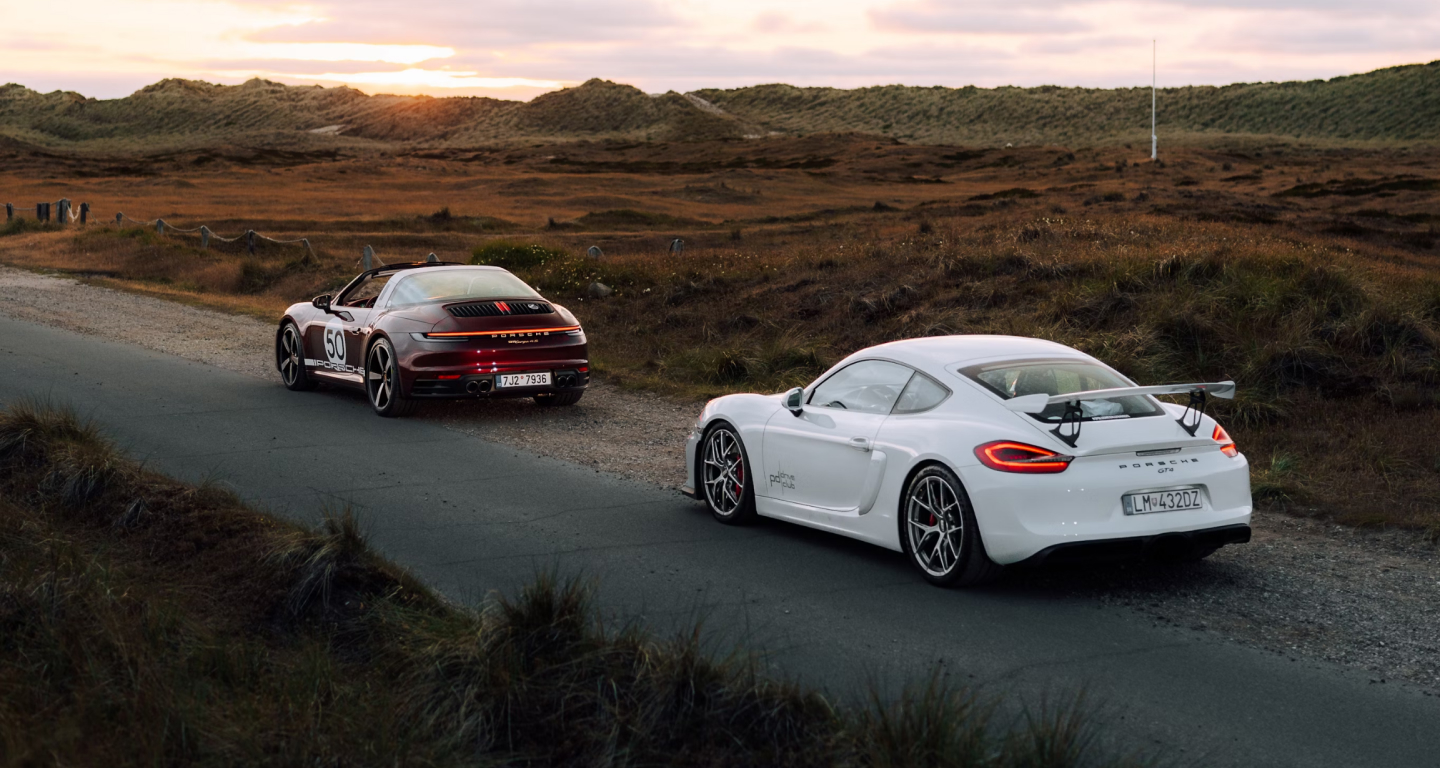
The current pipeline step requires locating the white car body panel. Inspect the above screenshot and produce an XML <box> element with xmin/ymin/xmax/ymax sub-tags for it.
<box><xmin>683</xmin><ymin>335</ymin><xmax>1253</xmax><ymax>566</ymax></box>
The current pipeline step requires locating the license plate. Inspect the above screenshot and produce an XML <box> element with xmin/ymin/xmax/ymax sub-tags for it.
<box><xmin>1123</xmin><ymin>488</ymin><xmax>1204</xmax><ymax>515</ymax></box>
<box><xmin>497</xmin><ymin>372</ymin><xmax>551</xmax><ymax>388</ymax></box>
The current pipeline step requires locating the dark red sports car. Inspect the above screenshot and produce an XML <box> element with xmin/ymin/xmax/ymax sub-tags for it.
<box><xmin>275</xmin><ymin>261</ymin><xmax>589</xmax><ymax>416</ymax></box>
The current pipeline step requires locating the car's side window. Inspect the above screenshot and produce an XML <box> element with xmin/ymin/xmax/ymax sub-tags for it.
<box><xmin>338</xmin><ymin>274</ymin><xmax>392</xmax><ymax>308</ymax></box>
<box><xmin>809</xmin><ymin>360</ymin><xmax>914</xmax><ymax>415</ymax></box>
<box><xmin>893</xmin><ymin>372</ymin><xmax>949</xmax><ymax>414</ymax></box>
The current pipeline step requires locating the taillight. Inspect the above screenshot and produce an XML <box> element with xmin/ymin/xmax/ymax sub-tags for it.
<box><xmin>1212</xmin><ymin>424</ymin><xmax>1238</xmax><ymax>458</ymax></box>
<box><xmin>974</xmin><ymin>441</ymin><xmax>1073</xmax><ymax>473</ymax></box>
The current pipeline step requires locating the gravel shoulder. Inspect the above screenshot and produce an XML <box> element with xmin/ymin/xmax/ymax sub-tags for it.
<box><xmin>0</xmin><ymin>264</ymin><xmax>1436</xmax><ymax>694</ymax></box>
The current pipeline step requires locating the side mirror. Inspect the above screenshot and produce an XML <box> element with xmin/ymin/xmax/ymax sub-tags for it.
<box><xmin>312</xmin><ymin>294</ymin><xmax>333</xmax><ymax>313</ymax></box>
<box><xmin>783</xmin><ymin>387</ymin><xmax>805</xmax><ymax>416</ymax></box>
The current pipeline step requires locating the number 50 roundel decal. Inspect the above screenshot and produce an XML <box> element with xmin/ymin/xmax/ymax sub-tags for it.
<box><xmin>324</xmin><ymin>321</ymin><xmax>347</xmax><ymax>367</ymax></box>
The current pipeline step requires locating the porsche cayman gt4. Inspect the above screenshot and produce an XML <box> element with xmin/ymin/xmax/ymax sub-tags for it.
<box><xmin>276</xmin><ymin>261</ymin><xmax>588</xmax><ymax>416</ymax></box>
<box><xmin>683</xmin><ymin>335</ymin><xmax>1252</xmax><ymax>586</ymax></box>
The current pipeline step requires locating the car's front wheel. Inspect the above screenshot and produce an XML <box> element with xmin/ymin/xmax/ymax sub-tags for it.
<box><xmin>901</xmin><ymin>464</ymin><xmax>1003</xmax><ymax>587</ymax></box>
<box><xmin>701</xmin><ymin>423</ymin><xmax>756</xmax><ymax>525</ymax></box>
<box><xmin>277</xmin><ymin>322</ymin><xmax>315</xmax><ymax>392</ymax></box>
<box><xmin>366</xmin><ymin>338</ymin><xmax>418</xmax><ymax>417</ymax></box>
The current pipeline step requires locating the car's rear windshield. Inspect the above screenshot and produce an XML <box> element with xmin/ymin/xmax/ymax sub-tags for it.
<box><xmin>386</xmin><ymin>269</ymin><xmax>541</xmax><ymax>307</ymax></box>
<box><xmin>958</xmin><ymin>358</ymin><xmax>1162</xmax><ymax>422</ymax></box>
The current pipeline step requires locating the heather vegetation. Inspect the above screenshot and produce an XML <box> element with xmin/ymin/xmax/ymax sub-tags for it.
<box><xmin>0</xmin><ymin>402</ymin><xmax>1148</xmax><ymax>766</ymax></box>
<box><xmin>3</xmin><ymin>60</ymin><xmax>1439</xmax><ymax>150</ymax></box>
<box><xmin>0</xmin><ymin>137</ymin><xmax>1436</xmax><ymax>533</ymax></box>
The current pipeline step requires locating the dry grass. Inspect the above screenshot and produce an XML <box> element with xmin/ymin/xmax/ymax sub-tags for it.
<box><xmin>1</xmin><ymin>139</ymin><xmax>1438</xmax><ymax>534</ymax></box>
<box><xmin>0</xmin><ymin>401</ymin><xmax>1153</xmax><ymax>766</ymax></box>
<box><xmin>4</xmin><ymin>60</ymin><xmax>1440</xmax><ymax>152</ymax></box>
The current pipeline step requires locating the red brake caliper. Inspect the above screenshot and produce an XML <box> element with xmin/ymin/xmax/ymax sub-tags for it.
<box><xmin>733</xmin><ymin>453</ymin><xmax>743</xmax><ymax>495</ymax></box>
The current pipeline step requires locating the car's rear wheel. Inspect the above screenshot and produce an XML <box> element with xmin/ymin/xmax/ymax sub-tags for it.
<box><xmin>277</xmin><ymin>322</ymin><xmax>315</xmax><ymax>391</ymax></box>
<box><xmin>901</xmin><ymin>464</ymin><xmax>1003</xmax><ymax>587</ymax></box>
<box><xmin>701</xmin><ymin>423</ymin><xmax>756</xmax><ymax>525</ymax></box>
<box><xmin>534</xmin><ymin>391</ymin><xmax>584</xmax><ymax>407</ymax></box>
<box><xmin>366</xmin><ymin>338</ymin><xmax>417</xmax><ymax>417</ymax></box>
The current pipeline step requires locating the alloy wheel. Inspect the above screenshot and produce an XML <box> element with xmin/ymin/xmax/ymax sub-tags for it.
<box><xmin>279</xmin><ymin>325</ymin><xmax>303</xmax><ymax>386</ymax></box>
<box><xmin>702</xmin><ymin>428</ymin><xmax>746</xmax><ymax>517</ymax></box>
<box><xmin>906</xmin><ymin>474</ymin><xmax>965</xmax><ymax>577</ymax></box>
<box><xmin>367</xmin><ymin>342</ymin><xmax>395</xmax><ymax>411</ymax></box>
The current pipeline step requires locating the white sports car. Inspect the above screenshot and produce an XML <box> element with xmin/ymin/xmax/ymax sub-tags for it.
<box><xmin>682</xmin><ymin>335</ymin><xmax>1252</xmax><ymax>586</ymax></box>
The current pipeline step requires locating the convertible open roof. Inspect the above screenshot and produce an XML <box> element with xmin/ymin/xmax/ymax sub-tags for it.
<box><xmin>356</xmin><ymin>260</ymin><xmax>466</xmax><ymax>280</ymax></box>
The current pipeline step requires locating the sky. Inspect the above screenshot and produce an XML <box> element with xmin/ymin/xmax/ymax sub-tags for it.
<box><xmin>2</xmin><ymin>0</ymin><xmax>1437</xmax><ymax>101</ymax></box>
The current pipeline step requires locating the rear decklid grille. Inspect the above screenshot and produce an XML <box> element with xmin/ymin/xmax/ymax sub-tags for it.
<box><xmin>447</xmin><ymin>300</ymin><xmax>552</xmax><ymax>318</ymax></box>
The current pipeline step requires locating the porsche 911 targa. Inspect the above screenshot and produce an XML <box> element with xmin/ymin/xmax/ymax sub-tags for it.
<box><xmin>276</xmin><ymin>261</ymin><xmax>588</xmax><ymax>416</ymax></box>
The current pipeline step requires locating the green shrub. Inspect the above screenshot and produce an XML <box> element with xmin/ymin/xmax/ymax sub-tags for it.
<box><xmin>470</xmin><ymin>240</ymin><xmax>569</xmax><ymax>270</ymax></box>
<box><xmin>0</xmin><ymin>218</ymin><xmax>59</xmax><ymax>237</ymax></box>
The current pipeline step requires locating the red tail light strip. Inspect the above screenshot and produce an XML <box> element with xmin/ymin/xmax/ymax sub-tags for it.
<box><xmin>1212</xmin><ymin>424</ymin><xmax>1239</xmax><ymax>458</ymax></box>
<box><xmin>974</xmin><ymin>441</ymin><xmax>1073</xmax><ymax>474</ymax></box>
<box><xmin>425</xmin><ymin>325</ymin><xmax>581</xmax><ymax>338</ymax></box>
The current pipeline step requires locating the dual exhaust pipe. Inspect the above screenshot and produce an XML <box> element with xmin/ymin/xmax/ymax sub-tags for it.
<box><xmin>465</xmin><ymin>379</ymin><xmax>493</xmax><ymax>394</ymax></box>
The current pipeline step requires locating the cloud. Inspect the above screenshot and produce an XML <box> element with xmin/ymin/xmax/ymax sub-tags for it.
<box><xmin>245</xmin><ymin>0</ymin><xmax>682</xmax><ymax>46</ymax></box>
<box><xmin>241</xmin><ymin>42</ymin><xmax>455</xmax><ymax>64</ymax></box>
<box><xmin>870</xmin><ymin>2</ymin><xmax>1090</xmax><ymax>35</ymax></box>
<box><xmin>269</xmin><ymin>69</ymin><xmax>563</xmax><ymax>90</ymax></box>
<box><xmin>750</xmin><ymin>11</ymin><xmax>826</xmax><ymax>34</ymax></box>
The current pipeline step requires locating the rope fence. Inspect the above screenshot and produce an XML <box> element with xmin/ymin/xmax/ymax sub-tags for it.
<box><xmin>8</xmin><ymin>199</ymin><xmax>439</xmax><ymax>271</ymax></box>
<box><xmin>2</xmin><ymin>204</ymin><xmax>319</xmax><ymax>263</ymax></box>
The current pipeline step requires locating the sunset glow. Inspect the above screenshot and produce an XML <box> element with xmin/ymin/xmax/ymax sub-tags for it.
<box><xmin>2</xmin><ymin>0</ymin><xmax>1436</xmax><ymax>100</ymax></box>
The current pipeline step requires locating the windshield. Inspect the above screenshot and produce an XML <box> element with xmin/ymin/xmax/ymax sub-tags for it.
<box><xmin>959</xmin><ymin>358</ymin><xmax>1163</xmax><ymax>422</ymax></box>
<box><xmin>386</xmin><ymin>269</ymin><xmax>541</xmax><ymax>307</ymax></box>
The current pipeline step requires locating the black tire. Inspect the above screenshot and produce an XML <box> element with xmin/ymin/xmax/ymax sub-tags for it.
<box><xmin>700</xmin><ymin>422</ymin><xmax>756</xmax><ymax>525</ymax></box>
<box><xmin>365</xmin><ymin>337</ymin><xmax>418</xmax><ymax>418</ymax></box>
<box><xmin>277</xmin><ymin>322</ymin><xmax>316</xmax><ymax>392</ymax></box>
<box><xmin>533</xmin><ymin>390</ymin><xmax>584</xmax><ymax>407</ymax></box>
<box><xmin>899</xmin><ymin>464</ymin><xmax>1003</xmax><ymax>587</ymax></box>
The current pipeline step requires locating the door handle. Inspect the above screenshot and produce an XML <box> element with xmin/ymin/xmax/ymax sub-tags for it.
<box><xmin>848</xmin><ymin>437</ymin><xmax>872</xmax><ymax>452</ymax></box>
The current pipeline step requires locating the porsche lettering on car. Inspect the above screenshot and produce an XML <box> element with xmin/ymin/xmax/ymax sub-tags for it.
<box><xmin>275</xmin><ymin>261</ymin><xmax>589</xmax><ymax>416</ymax></box>
<box><xmin>682</xmin><ymin>335</ymin><xmax>1252</xmax><ymax>586</ymax></box>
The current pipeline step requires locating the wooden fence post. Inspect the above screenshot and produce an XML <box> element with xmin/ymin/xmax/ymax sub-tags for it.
<box><xmin>200</xmin><ymin>226</ymin><xmax>210</xmax><ymax>249</ymax></box>
<box><xmin>56</xmin><ymin>199</ymin><xmax>70</xmax><ymax>226</ymax></box>
<box><xmin>156</xmin><ymin>219</ymin><xmax>165</xmax><ymax>235</ymax></box>
<box><xmin>4</xmin><ymin>204</ymin><xmax>11</xmax><ymax>222</ymax></box>
<box><xmin>426</xmin><ymin>252</ymin><xmax>438</xmax><ymax>263</ymax></box>
<box><xmin>115</xmin><ymin>213</ymin><xmax>123</xmax><ymax>225</ymax></box>
<box><xmin>363</xmin><ymin>245</ymin><xmax>374</xmax><ymax>271</ymax></box>
<box><xmin>246</xmin><ymin>230</ymin><xmax>256</xmax><ymax>256</ymax></box>
<box><xmin>37</xmin><ymin>203</ymin><xmax>48</xmax><ymax>222</ymax></box>
<box><xmin>79</xmin><ymin>202</ymin><xmax>89</xmax><ymax>224</ymax></box>
<box><xmin>669</xmin><ymin>238</ymin><xmax>685</xmax><ymax>254</ymax></box>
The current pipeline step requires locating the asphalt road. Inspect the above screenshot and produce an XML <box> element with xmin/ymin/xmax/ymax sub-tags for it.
<box><xmin>2</xmin><ymin>314</ymin><xmax>1436</xmax><ymax>767</ymax></box>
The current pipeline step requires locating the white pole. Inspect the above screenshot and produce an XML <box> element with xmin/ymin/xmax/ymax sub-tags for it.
<box><xmin>1151</xmin><ymin>39</ymin><xmax>1158</xmax><ymax>161</ymax></box>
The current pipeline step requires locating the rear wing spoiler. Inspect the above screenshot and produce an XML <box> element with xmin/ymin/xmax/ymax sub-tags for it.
<box><xmin>1003</xmin><ymin>381</ymin><xmax>1236</xmax><ymax>414</ymax></box>
<box><xmin>1003</xmin><ymin>381</ymin><xmax>1236</xmax><ymax>448</ymax></box>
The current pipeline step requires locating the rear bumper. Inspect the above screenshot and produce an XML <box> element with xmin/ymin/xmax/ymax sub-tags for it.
<box><xmin>406</xmin><ymin>366</ymin><xmax>589</xmax><ymax>398</ymax></box>
<box><xmin>960</xmin><ymin>448</ymin><xmax>1253</xmax><ymax>565</ymax></box>
<box><xmin>1016</xmin><ymin>524</ymin><xmax>1251</xmax><ymax>567</ymax></box>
